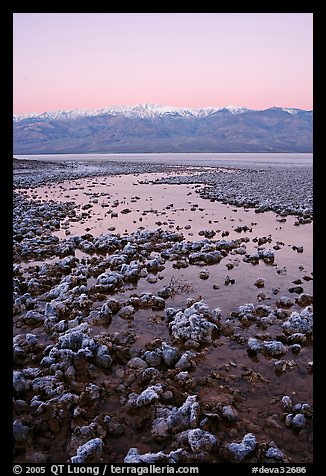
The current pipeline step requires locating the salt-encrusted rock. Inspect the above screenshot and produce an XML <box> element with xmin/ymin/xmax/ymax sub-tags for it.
<box><xmin>82</xmin><ymin>383</ymin><xmax>101</xmax><ymax>403</ymax></box>
<box><xmin>222</xmin><ymin>405</ymin><xmax>238</xmax><ymax>422</ymax></box>
<box><xmin>58</xmin><ymin>329</ymin><xmax>91</xmax><ymax>352</ymax></box>
<box><xmin>255</xmin><ymin>304</ymin><xmax>274</xmax><ymax>317</ymax></box>
<box><xmin>224</xmin><ymin>275</ymin><xmax>235</xmax><ymax>285</ymax></box>
<box><xmin>141</xmin><ymin>367</ymin><xmax>160</xmax><ymax>383</ymax></box>
<box><xmin>124</xmin><ymin>447</ymin><xmax>183</xmax><ymax>464</ymax></box>
<box><xmin>76</xmin><ymin>293</ymin><xmax>91</xmax><ymax>309</ymax></box>
<box><xmin>243</xmin><ymin>252</ymin><xmax>260</xmax><ymax>264</ymax></box>
<box><xmin>96</xmin><ymin>271</ymin><xmax>124</xmax><ymax>291</ymax></box>
<box><xmin>98</xmin><ymin>303</ymin><xmax>113</xmax><ymax>323</ymax></box>
<box><xmin>23</xmin><ymin>310</ymin><xmax>44</xmax><ymax>324</ymax></box>
<box><xmin>296</xmin><ymin>293</ymin><xmax>313</xmax><ymax>307</ymax></box>
<box><xmin>26</xmin><ymin>333</ymin><xmax>37</xmax><ymax>346</ymax></box>
<box><xmin>265</xmin><ymin>446</ymin><xmax>284</xmax><ymax>461</ymax></box>
<box><xmin>13</xmin><ymin>297</ymin><xmax>25</xmax><ymax>316</ymax></box>
<box><xmin>96</xmin><ymin>345</ymin><xmax>112</xmax><ymax>368</ymax></box>
<box><xmin>147</xmin><ymin>257</ymin><xmax>165</xmax><ymax>272</ymax></box>
<box><xmin>258</xmin><ymin>249</ymin><xmax>275</xmax><ymax>264</ymax></box>
<box><xmin>152</xmin><ymin>395</ymin><xmax>200</xmax><ymax>439</ymax></box>
<box><xmin>256</xmin><ymin>236</ymin><xmax>271</xmax><ymax>245</ymax></box>
<box><xmin>301</xmin><ymin>403</ymin><xmax>313</xmax><ymax>417</ymax></box>
<box><xmin>254</xmin><ymin>278</ymin><xmax>265</xmax><ymax>288</ymax></box>
<box><xmin>281</xmin><ymin>396</ymin><xmax>293</xmax><ymax>410</ymax></box>
<box><xmin>211</xmin><ymin>307</ymin><xmax>222</xmax><ymax>323</ymax></box>
<box><xmin>234</xmin><ymin>225</ymin><xmax>251</xmax><ymax>233</ymax></box>
<box><xmin>172</xmin><ymin>259</ymin><xmax>190</xmax><ymax>269</ymax></box>
<box><xmin>289</xmin><ymin>286</ymin><xmax>304</xmax><ymax>294</ymax></box>
<box><xmin>234</xmin><ymin>246</ymin><xmax>246</xmax><ymax>255</ymax></box>
<box><xmin>14</xmin><ymin>399</ymin><xmax>28</xmax><ymax>414</ymax></box>
<box><xmin>285</xmin><ymin>414</ymin><xmax>293</xmax><ymax>427</ymax></box>
<box><xmin>125</xmin><ymin>393</ymin><xmax>139</xmax><ymax>408</ymax></box>
<box><xmin>169</xmin><ymin>312</ymin><xmax>217</xmax><ymax>347</ymax></box>
<box><xmin>31</xmin><ymin>376</ymin><xmax>64</xmax><ymax>397</ymax></box>
<box><xmin>47</xmin><ymin>282</ymin><xmax>70</xmax><ymax>300</ymax></box>
<box><xmin>262</xmin><ymin>340</ymin><xmax>287</xmax><ymax>357</ymax></box>
<box><xmin>118</xmin><ymin>305</ymin><xmax>135</xmax><ymax>320</ymax></box>
<box><xmin>290</xmin><ymin>344</ymin><xmax>301</xmax><ymax>354</ymax></box>
<box><xmin>157</xmin><ymin>285</ymin><xmax>172</xmax><ymax>299</ymax></box>
<box><xmin>65</xmin><ymin>365</ymin><xmax>76</xmax><ymax>380</ymax></box>
<box><xmin>136</xmin><ymin>385</ymin><xmax>163</xmax><ymax>406</ymax></box>
<box><xmin>274</xmin><ymin>360</ymin><xmax>297</xmax><ymax>373</ymax></box>
<box><xmin>161</xmin><ymin>231</ymin><xmax>184</xmax><ymax>242</ymax></box>
<box><xmin>161</xmin><ymin>342</ymin><xmax>180</xmax><ymax>367</ymax></box>
<box><xmin>189</xmin><ymin>250</ymin><xmax>222</xmax><ymax>265</ymax></box>
<box><xmin>247</xmin><ymin>338</ymin><xmax>261</xmax><ymax>353</ymax></box>
<box><xmin>258</xmin><ymin>314</ymin><xmax>274</xmax><ymax>327</ymax></box>
<box><xmin>122</xmin><ymin>243</ymin><xmax>137</xmax><ymax>255</ymax></box>
<box><xmin>13</xmin><ymin>419</ymin><xmax>29</xmax><ymax>443</ymax></box>
<box><xmin>70</xmin><ymin>438</ymin><xmax>103</xmax><ymax>463</ymax></box>
<box><xmin>282</xmin><ymin>307</ymin><xmax>313</xmax><ymax>336</ymax></box>
<box><xmin>104</xmin><ymin>298</ymin><xmax>121</xmax><ymax>314</ymax></box>
<box><xmin>151</xmin><ymin>409</ymin><xmax>170</xmax><ymax>438</ymax></box>
<box><xmin>199</xmin><ymin>229</ymin><xmax>216</xmax><ymax>238</ymax></box>
<box><xmin>30</xmin><ymin>395</ymin><xmax>43</xmax><ymax>410</ymax></box>
<box><xmin>13</xmin><ymin>343</ymin><xmax>25</xmax><ymax>365</ymax></box>
<box><xmin>79</xmin><ymin>240</ymin><xmax>95</xmax><ymax>253</ymax></box>
<box><xmin>199</xmin><ymin>270</ymin><xmax>209</xmax><ymax>280</ymax></box>
<box><xmin>274</xmin><ymin>308</ymin><xmax>289</xmax><ymax>320</ymax></box>
<box><xmin>143</xmin><ymin>350</ymin><xmax>163</xmax><ymax>367</ymax></box>
<box><xmin>287</xmin><ymin>333</ymin><xmax>307</xmax><ymax>344</ymax></box>
<box><xmin>139</xmin><ymin>294</ymin><xmax>165</xmax><ymax>310</ymax></box>
<box><xmin>176</xmin><ymin>371</ymin><xmax>189</xmax><ymax>382</ymax></box>
<box><xmin>13</xmin><ymin>371</ymin><xmax>29</xmax><ymax>393</ymax></box>
<box><xmin>165</xmin><ymin>307</ymin><xmax>179</xmax><ymax>319</ymax></box>
<box><xmin>276</xmin><ymin>296</ymin><xmax>294</xmax><ymax>308</ymax></box>
<box><xmin>187</xmin><ymin>428</ymin><xmax>218</xmax><ymax>453</ymax></box>
<box><xmin>124</xmin><ymin>448</ymin><xmax>160</xmax><ymax>464</ymax></box>
<box><xmin>120</xmin><ymin>262</ymin><xmax>142</xmax><ymax>282</ymax></box>
<box><xmin>56</xmin><ymin>320</ymin><xmax>68</xmax><ymax>333</ymax></box>
<box><xmin>44</xmin><ymin>300</ymin><xmax>66</xmax><ymax>320</ymax></box>
<box><xmin>127</xmin><ymin>357</ymin><xmax>148</xmax><ymax>370</ymax></box>
<box><xmin>223</xmin><ymin>433</ymin><xmax>257</xmax><ymax>462</ymax></box>
<box><xmin>169</xmin><ymin>300</ymin><xmax>219</xmax><ymax>348</ymax></box>
<box><xmin>232</xmin><ymin>303</ymin><xmax>255</xmax><ymax>321</ymax></box>
<box><xmin>291</xmin><ymin>413</ymin><xmax>306</xmax><ymax>431</ymax></box>
<box><xmin>175</xmin><ymin>351</ymin><xmax>197</xmax><ymax>370</ymax></box>
<box><xmin>57</xmin><ymin>255</ymin><xmax>78</xmax><ymax>270</ymax></box>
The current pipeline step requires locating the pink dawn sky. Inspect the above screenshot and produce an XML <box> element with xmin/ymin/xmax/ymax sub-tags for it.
<box><xmin>13</xmin><ymin>13</ymin><xmax>313</xmax><ymax>115</ymax></box>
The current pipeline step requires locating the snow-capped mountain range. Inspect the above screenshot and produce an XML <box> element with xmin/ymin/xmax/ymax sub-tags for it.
<box><xmin>13</xmin><ymin>103</ymin><xmax>312</xmax><ymax>154</ymax></box>
<box><xmin>13</xmin><ymin>103</ymin><xmax>302</xmax><ymax>122</ymax></box>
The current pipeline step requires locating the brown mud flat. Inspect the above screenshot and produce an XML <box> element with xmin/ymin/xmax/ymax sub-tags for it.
<box><xmin>13</xmin><ymin>163</ymin><xmax>313</xmax><ymax>464</ymax></box>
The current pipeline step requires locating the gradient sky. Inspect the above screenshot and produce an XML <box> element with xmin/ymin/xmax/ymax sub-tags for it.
<box><xmin>13</xmin><ymin>13</ymin><xmax>313</xmax><ymax>114</ymax></box>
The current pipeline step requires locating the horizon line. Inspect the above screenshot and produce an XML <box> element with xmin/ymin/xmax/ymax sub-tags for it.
<box><xmin>13</xmin><ymin>103</ymin><xmax>313</xmax><ymax>117</ymax></box>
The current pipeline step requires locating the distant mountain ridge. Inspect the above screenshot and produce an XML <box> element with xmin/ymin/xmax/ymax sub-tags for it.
<box><xmin>13</xmin><ymin>103</ymin><xmax>313</xmax><ymax>154</ymax></box>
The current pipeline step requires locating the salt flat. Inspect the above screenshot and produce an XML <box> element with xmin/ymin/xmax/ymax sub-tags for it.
<box><xmin>13</xmin><ymin>157</ymin><xmax>313</xmax><ymax>463</ymax></box>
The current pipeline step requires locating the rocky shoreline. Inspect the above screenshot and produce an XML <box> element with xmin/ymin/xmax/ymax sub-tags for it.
<box><xmin>13</xmin><ymin>158</ymin><xmax>313</xmax><ymax>463</ymax></box>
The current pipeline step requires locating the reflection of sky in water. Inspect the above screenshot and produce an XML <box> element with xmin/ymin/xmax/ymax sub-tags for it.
<box><xmin>21</xmin><ymin>172</ymin><xmax>313</xmax><ymax>309</ymax></box>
